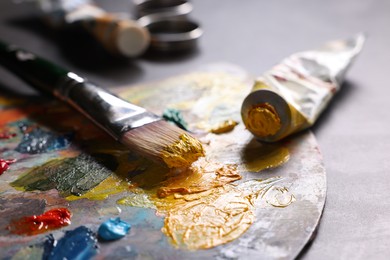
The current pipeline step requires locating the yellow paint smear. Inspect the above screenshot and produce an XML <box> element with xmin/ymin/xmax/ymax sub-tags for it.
<box><xmin>161</xmin><ymin>185</ymin><xmax>254</xmax><ymax>250</ymax></box>
<box><xmin>245</xmin><ymin>103</ymin><xmax>281</xmax><ymax>137</ymax></box>
<box><xmin>119</xmin><ymin>176</ymin><xmax>295</xmax><ymax>250</ymax></box>
<box><xmin>66</xmin><ymin>175</ymin><xmax>129</xmax><ymax>201</ymax></box>
<box><xmin>161</xmin><ymin>133</ymin><xmax>205</xmax><ymax>168</ymax></box>
<box><xmin>115</xmin><ymin>140</ymin><xmax>291</xmax><ymax>250</ymax></box>
<box><xmin>157</xmin><ymin>157</ymin><xmax>241</xmax><ymax>198</ymax></box>
<box><xmin>160</xmin><ymin>177</ymin><xmax>295</xmax><ymax>250</ymax></box>
<box><xmin>117</xmin><ymin>192</ymin><xmax>156</xmax><ymax>209</ymax></box>
<box><xmin>242</xmin><ymin>144</ymin><xmax>290</xmax><ymax>172</ymax></box>
<box><xmin>210</xmin><ymin>120</ymin><xmax>238</xmax><ymax>134</ymax></box>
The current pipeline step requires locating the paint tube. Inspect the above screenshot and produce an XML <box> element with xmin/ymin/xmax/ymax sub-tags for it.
<box><xmin>37</xmin><ymin>0</ymin><xmax>150</xmax><ymax>57</ymax></box>
<box><xmin>241</xmin><ymin>34</ymin><xmax>365</xmax><ymax>142</ymax></box>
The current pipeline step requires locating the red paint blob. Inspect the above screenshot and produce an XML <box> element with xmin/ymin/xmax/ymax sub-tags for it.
<box><xmin>0</xmin><ymin>132</ymin><xmax>16</xmax><ymax>139</ymax></box>
<box><xmin>0</xmin><ymin>158</ymin><xmax>16</xmax><ymax>175</ymax></box>
<box><xmin>8</xmin><ymin>208</ymin><xmax>72</xmax><ymax>235</ymax></box>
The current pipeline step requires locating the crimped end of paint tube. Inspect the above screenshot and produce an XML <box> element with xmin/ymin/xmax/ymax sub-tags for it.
<box><xmin>244</xmin><ymin>103</ymin><xmax>281</xmax><ymax>137</ymax></box>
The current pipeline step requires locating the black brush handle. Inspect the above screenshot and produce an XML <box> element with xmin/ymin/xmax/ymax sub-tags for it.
<box><xmin>0</xmin><ymin>40</ymin><xmax>68</xmax><ymax>95</ymax></box>
<box><xmin>0</xmin><ymin>40</ymin><xmax>159</xmax><ymax>139</ymax></box>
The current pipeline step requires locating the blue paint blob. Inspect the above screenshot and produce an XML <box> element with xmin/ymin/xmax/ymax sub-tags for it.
<box><xmin>16</xmin><ymin>127</ymin><xmax>72</xmax><ymax>154</ymax></box>
<box><xmin>42</xmin><ymin>234</ymin><xmax>55</xmax><ymax>260</ymax></box>
<box><xmin>46</xmin><ymin>226</ymin><xmax>98</xmax><ymax>260</ymax></box>
<box><xmin>98</xmin><ymin>217</ymin><xmax>131</xmax><ymax>241</ymax></box>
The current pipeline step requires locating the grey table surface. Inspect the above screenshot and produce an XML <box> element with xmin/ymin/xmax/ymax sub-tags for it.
<box><xmin>0</xmin><ymin>0</ymin><xmax>389</xmax><ymax>259</ymax></box>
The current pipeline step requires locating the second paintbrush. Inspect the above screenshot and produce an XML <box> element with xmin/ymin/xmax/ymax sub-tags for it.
<box><xmin>0</xmin><ymin>40</ymin><xmax>205</xmax><ymax>168</ymax></box>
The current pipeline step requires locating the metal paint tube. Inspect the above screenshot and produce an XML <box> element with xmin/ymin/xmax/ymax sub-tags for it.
<box><xmin>37</xmin><ymin>0</ymin><xmax>150</xmax><ymax>57</ymax></box>
<box><xmin>241</xmin><ymin>34</ymin><xmax>365</xmax><ymax>142</ymax></box>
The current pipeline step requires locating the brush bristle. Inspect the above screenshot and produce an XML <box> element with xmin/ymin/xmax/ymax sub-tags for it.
<box><xmin>120</xmin><ymin>121</ymin><xmax>204</xmax><ymax>168</ymax></box>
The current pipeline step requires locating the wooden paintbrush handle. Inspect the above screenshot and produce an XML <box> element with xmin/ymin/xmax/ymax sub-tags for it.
<box><xmin>81</xmin><ymin>15</ymin><xmax>151</xmax><ymax>58</ymax></box>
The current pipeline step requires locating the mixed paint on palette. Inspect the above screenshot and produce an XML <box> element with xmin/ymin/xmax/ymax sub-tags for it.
<box><xmin>0</xmin><ymin>64</ymin><xmax>326</xmax><ymax>259</ymax></box>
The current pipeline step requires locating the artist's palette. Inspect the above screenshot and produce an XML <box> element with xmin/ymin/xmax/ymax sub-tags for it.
<box><xmin>0</xmin><ymin>63</ymin><xmax>326</xmax><ymax>259</ymax></box>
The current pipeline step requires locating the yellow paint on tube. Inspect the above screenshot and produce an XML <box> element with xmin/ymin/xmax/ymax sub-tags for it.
<box><xmin>245</xmin><ymin>103</ymin><xmax>281</xmax><ymax>137</ymax></box>
<box><xmin>242</xmin><ymin>79</ymin><xmax>309</xmax><ymax>142</ymax></box>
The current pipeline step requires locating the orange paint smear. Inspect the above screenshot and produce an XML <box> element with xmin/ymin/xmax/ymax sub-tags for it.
<box><xmin>8</xmin><ymin>208</ymin><xmax>71</xmax><ymax>235</ymax></box>
<box><xmin>0</xmin><ymin>106</ymin><xmax>43</xmax><ymax>125</ymax></box>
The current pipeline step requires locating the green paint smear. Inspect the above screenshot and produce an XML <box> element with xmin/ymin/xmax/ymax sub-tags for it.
<box><xmin>162</xmin><ymin>108</ymin><xmax>189</xmax><ymax>131</ymax></box>
<box><xmin>11</xmin><ymin>153</ymin><xmax>116</xmax><ymax>197</ymax></box>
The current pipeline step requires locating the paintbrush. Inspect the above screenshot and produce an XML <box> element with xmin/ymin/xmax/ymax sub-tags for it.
<box><xmin>0</xmin><ymin>40</ymin><xmax>205</xmax><ymax>168</ymax></box>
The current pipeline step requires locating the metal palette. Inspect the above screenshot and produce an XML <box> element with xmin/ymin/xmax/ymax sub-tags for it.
<box><xmin>0</xmin><ymin>63</ymin><xmax>326</xmax><ymax>259</ymax></box>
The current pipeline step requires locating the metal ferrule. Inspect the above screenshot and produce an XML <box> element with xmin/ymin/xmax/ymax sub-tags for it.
<box><xmin>54</xmin><ymin>72</ymin><xmax>160</xmax><ymax>139</ymax></box>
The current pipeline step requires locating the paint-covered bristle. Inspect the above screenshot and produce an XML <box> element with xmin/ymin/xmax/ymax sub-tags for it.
<box><xmin>121</xmin><ymin>120</ymin><xmax>205</xmax><ymax>168</ymax></box>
